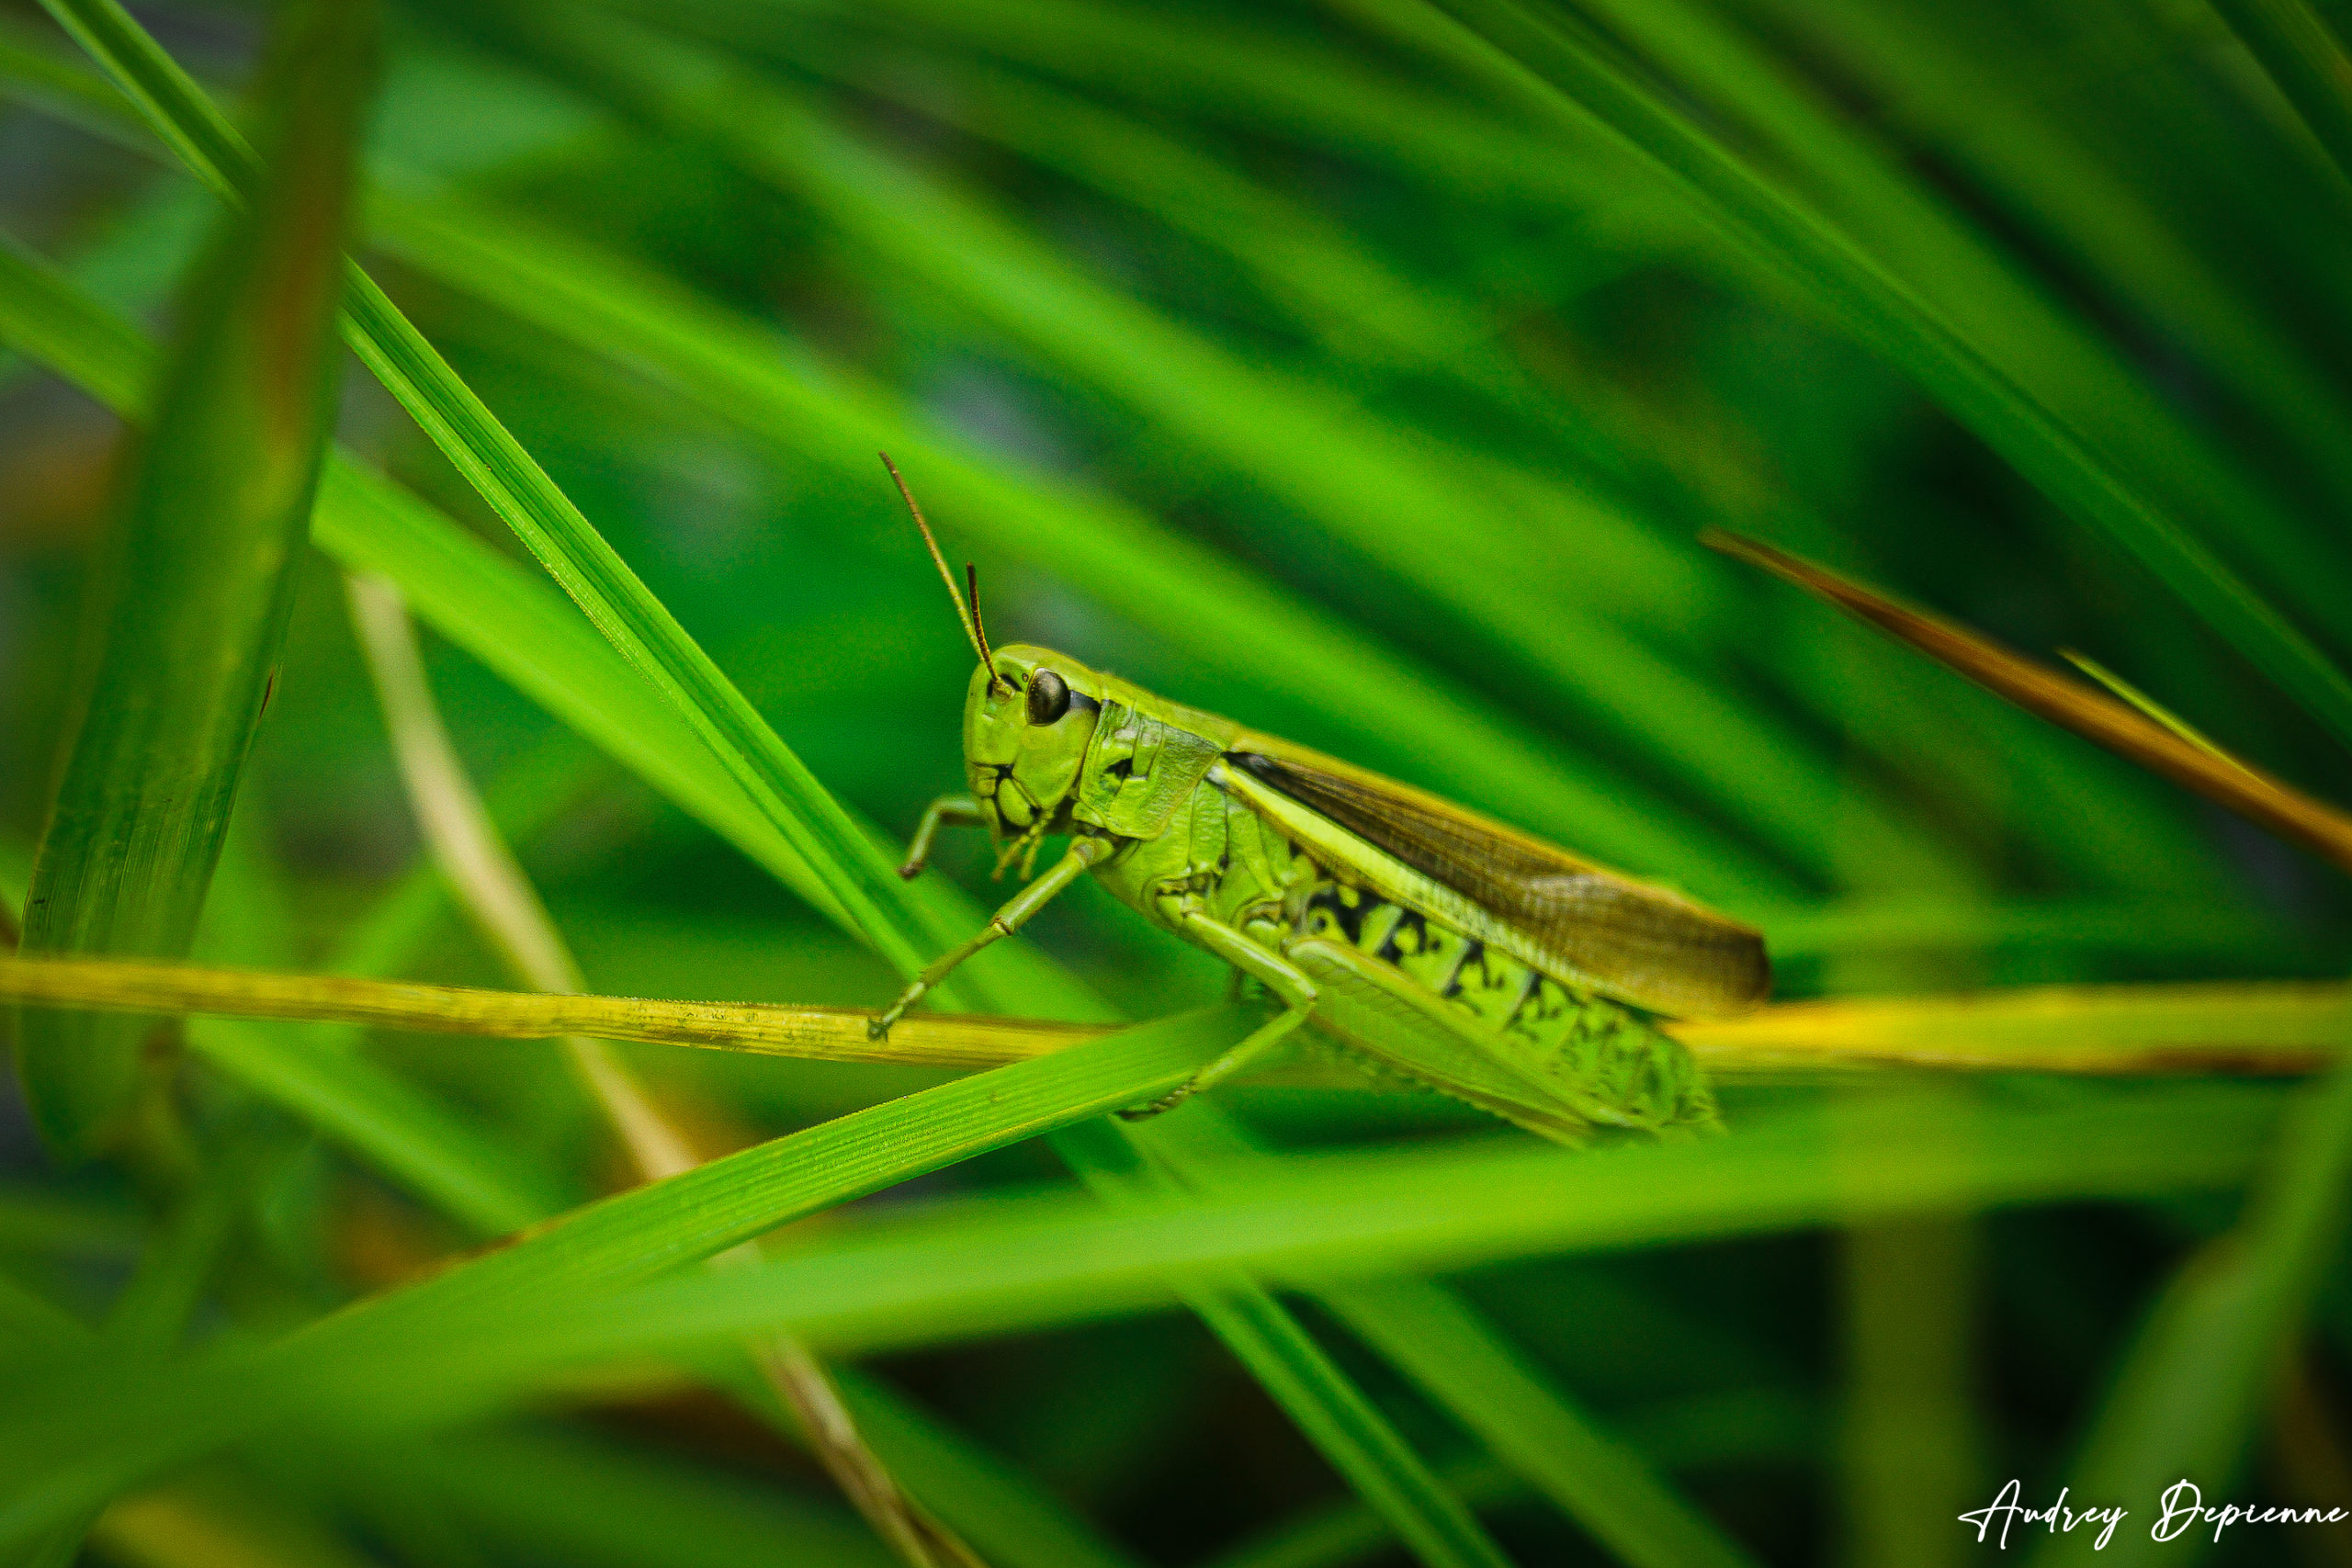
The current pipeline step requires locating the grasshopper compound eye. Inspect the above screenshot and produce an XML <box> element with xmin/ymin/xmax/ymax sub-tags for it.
<box><xmin>1026</xmin><ymin>669</ymin><xmax>1070</xmax><ymax>725</ymax></box>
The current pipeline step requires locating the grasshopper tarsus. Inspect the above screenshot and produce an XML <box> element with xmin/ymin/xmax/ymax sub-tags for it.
<box><xmin>1117</xmin><ymin>1076</ymin><xmax>1203</xmax><ymax>1121</ymax></box>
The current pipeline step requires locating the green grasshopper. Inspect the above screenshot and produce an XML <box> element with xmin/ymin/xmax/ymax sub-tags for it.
<box><xmin>873</xmin><ymin>461</ymin><xmax>1769</xmax><ymax>1140</ymax></box>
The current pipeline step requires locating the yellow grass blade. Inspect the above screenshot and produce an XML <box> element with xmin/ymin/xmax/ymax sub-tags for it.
<box><xmin>0</xmin><ymin>953</ymin><xmax>1091</xmax><ymax>1068</ymax></box>
<box><xmin>1674</xmin><ymin>984</ymin><xmax>2350</xmax><ymax>1075</ymax></box>
<box><xmin>0</xmin><ymin>953</ymin><xmax>2338</xmax><ymax>1079</ymax></box>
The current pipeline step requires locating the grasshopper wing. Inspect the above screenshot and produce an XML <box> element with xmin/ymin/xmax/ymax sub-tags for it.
<box><xmin>1229</xmin><ymin>738</ymin><xmax>1769</xmax><ymax>1019</ymax></box>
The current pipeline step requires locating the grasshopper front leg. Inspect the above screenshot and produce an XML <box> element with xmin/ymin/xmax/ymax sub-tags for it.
<box><xmin>1121</xmin><ymin>908</ymin><xmax>1317</xmax><ymax>1119</ymax></box>
<box><xmin>897</xmin><ymin>794</ymin><xmax>987</xmax><ymax>879</ymax></box>
<box><xmin>870</xmin><ymin>833</ymin><xmax>1113</xmax><ymax>1039</ymax></box>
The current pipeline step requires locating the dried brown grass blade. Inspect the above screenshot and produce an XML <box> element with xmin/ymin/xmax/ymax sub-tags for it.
<box><xmin>1702</xmin><ymin>529</ymin><xmax>2352</xmax><ymax>877</ymax></box>
<box><xmin>349</xmin><ymin>574</ymin><xmax>985</xmax><ymax>1568</ymax></box>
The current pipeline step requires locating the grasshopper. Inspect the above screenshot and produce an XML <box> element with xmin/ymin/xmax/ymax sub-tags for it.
<box><xmin>872</xmin><ymin>461</ymin><xmax>1769</xmax><ymax>1140</ymax></box>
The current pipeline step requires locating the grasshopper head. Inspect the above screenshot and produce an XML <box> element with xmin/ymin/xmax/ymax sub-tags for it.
<box><xmin>877</xmin><ymin>457</ymin><xmax>1105</xmax><ymax>854</ymax></box>
<box><xmin>964</xmin><ymin>643</ymin><xmax>1103</xmax><ymax>844</ymax></box>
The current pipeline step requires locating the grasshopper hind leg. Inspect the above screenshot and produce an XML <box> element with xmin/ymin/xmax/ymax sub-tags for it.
<box><xmin>1119</xmin><ymin>1002</ymin><xmax>1314</xmax><ymax>1120</ymax></box>
<box><xmin>1120</xmin><ymin>908</ymin><xmax>1317</xmax><ymax>1119</ymax></box>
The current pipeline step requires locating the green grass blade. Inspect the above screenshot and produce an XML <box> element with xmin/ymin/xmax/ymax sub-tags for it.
<box><xmin>0</xmin><ymin>1008</ymin><xmax>1250</xmax><ymax>1543</ymax></box>
<box><xmin>0</xmin><ymin>1080</ymin><xmax>2283</xmax><ymax>1542</ymax></box>
<box><xmin>827</xmin><ymin>1369</ymin><xmax>1152</xmax><ymax>1568</ymax></box>
<box><xmin>1838</xmin><ymin>1217</ymin><xmax>1977</xmax><ymax>1566</ymax></box>
<box><xmin>1323</xmin><ymin>1279</ymin><xmax>1758</xmax><ymax>1568</ymax></box>
<box><xmin>2031</xmin><ymin>1059</ymin><xmax>2352</xmax><ymax>1568</ymax></box>
<box><xmin>1676</xmin><ymin>979</ymin><xmax>2352</xmax><ymax>1077</ymax></box>
<box><xmin>362</xmin><ymin>189</ymin><xmax>1786</xmax><ymax>898</ymax></box>
<box><xmin>6</xmin><ymin>951</ymin><xmax>2345</xmax><ymax>1078</ymax></box>
<box><xmin>2207</xmin><ymin>0</ymin><xmax>2352</xmax><ymax>184</ymax></box>
<box><xmin>38</xmin><ymin>0</ymin><xmax>956</xmax><ymax>996</ymax></box>
<box><xmin>97</xmin><ymin>1149</ymin><xmax>243</xmax><ymax>1352</ymax></box>
<box><xmin>1184</xmin><ymin>1288</ymin><xmax>1510</xmax><ymax>1568</ymax></box>
<box><xmin>1202</xmin><ymin>1464</ymin><xmax>1518</xmax><ymax>1568</ymax></box>
<box><xmin>0</xmin><ymin>227</ymin><xmax>1100</xmax><ymax>1019</ymax></box>
<box><xmin>1553</xmin><ymin>0</ymin><xmax>2352</xmax><ymax>670</ymax></box>
<box><xmin>64</xmin><ymin>777</ymin><xmax>1129</xmax><ymax>1567</ymax></box>
<box><xmin>463</xmin><ymin>6</ymin><xmax>1872</xmax><ymax>885</ymax></box>
<box><xmin>650</xmin><ymin>0</ymin><xmax>1637</xmax><ymax>207</ymax></box>
<box><xmin>14</xmin><ymin>0</ymin><xmax>367</xmax><ymax>1156</ymax></box>
<box><xmin>720</xmin><ymin>30</ymin><xmax>1630</xmax><ymax>485</ymax></box>
<box><xmin>314</xmin><ymin>457</ymin><xmax>1097</xmax><ymax>1014</ymax></box>
<box><xmin>185</xmin><ymin>1019</ymin><xmax>558</xmax><ymax>1236</ymax></box>
<box><xmin>1739</xmin><ymin>0</ymin><xmax>2352</xmax><ymax>533</ymax></box>
<box><xmin>30</xmin><ymin>0</ymin><xmax>243</xmax><ymax>203</ymax></box>
<box><xmin>0</xmin><ymin>231</ymin><xmax>151</xmax><ymax>412</ymax></box>
<box><xmin>1055</xmin><ymin>1121</ymin><xmax>1514</xmax><ymax>1568</ymax></box>
<box><xmin>372</xmin><ymin>1424</ymin><xmax>899</xmax><ymax>1567</ymax></box>
<box><xmin>328</xmin><ymin>271</ymin><xmax>938</xmax><ymax>981</ymax></box>
<box><xmin>1421</xmin><ymin>0</ymin><xmax>2352</xmax><ymax>751</ymax></box>
<box><xmin>0</xmin><ymin>17</ymin><xmax>154</xmax><ymax>162</ymax></box>
<box><xmin>1141</xmin><ymin>1107</ymin><xmax>1758</xmax><ymax>1568</ymax></box>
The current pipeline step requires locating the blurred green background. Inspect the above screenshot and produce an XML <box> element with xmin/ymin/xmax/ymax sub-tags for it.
<box><xmin>2</xmin><ymin>0</ymin><xmax>2349</xmax><ymax>1564</ymax></box>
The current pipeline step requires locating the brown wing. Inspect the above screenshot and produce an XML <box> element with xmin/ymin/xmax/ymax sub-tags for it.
<box><xmin>1231</xmin><ymin>739</ymin><xmax>1770</xmax><ymax>1018</ymax></box>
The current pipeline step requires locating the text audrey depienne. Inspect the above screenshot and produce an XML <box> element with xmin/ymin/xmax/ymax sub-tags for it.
<box><xmin>1959</xmin><ymin>1479</ymin><xmax>2347</xmax><ymax>1550</ymax></box>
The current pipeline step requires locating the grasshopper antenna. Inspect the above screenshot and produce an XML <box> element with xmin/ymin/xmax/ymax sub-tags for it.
<box><xmin>882</xmin><ymin>452</ymin><xmax>1005</xmax><ymax>694</ymax></box>
<box><xmin>966</xmin><ymin>562</ymin><xmax>999</xmax><ymax>682</ymax></box>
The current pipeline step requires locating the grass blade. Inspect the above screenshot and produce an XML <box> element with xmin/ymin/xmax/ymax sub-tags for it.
<box><xmin>1424</xmin><ymin>0</ymin><xmax>2352</xmax><ymax>750</ymax></box>
<box><xmin>2031</xmin><ymin>1061</ymin><xmax>2352</xmax><ymax>1568</ymax></box>
<box><xmin>36</xmin><ymin>0</ymin><xmax>955</xmax><ymax>997</ymax></box>
<box><xmin>0</xmin><ymin>227</ymin><xmax>1100</xmax><ymax>1020</ymax></box>
<box><xmin>14</xmin><ymin>0</ymin><xmax>367</xmax><ymax>1156</ymax></box>
<box><xmin>1674</xmin><ymin>982</ymin><xmax>2351</xmax><ymax>1076</ymax></box>
<box><xmin>467</xmin><ymin>5</ymin><xmax>1871</xmax><ymax>886</ymax></box>
<box><xmin>0</xmin><ymin>953</ymin><xmax>1098</xmax><ymax>1066</ymax></box>
<box><xmin>4</xmin><ymin>951</ymin><xmax>2344</xmax><ymax>1076</ymax></box>
<box><xmin>2207</xmin><ymin>0</ymin><xmax>2352</xmax><ymax>185</ymax></box>
<box><xmin>351</xmin><ymin>576</ymin><xmax>980</xmax><ymax>1568</ymax></box>
<box><xmin>29</xmin><ymin>0</ymin><xmax>243</xmax><ymax>203</ymax></box>
<box><xmin>1324</xmin><ymin>1279</ymin><xmax>1758</xmax><ymax>1568</ymax></box>
<box><xmin>362</xmin><ymin>189</ymin><xmax>1782</xmax><ymax>899</ymax></box>
<box><xmin>1140</xmin><ymin>1108</ymin><xmax>1759</xmax><ymax>1568</ymax></box>
<box><xmin>1534</xmin><ymin>0</ymin><xmax>2352</xmax><ymax>655</ymax></box>
<box><xmin>330</xmin><ymin>269</ymin><xmax>936</xmax><ymax>977</ymax></box>
<box><xmin>0</xmin><ymin>1008</ymin><xmax>1250</xmax><ymax>1541</ymax></box>
<box><xmin>1732</xmin><ymin>0</ymin><xmax>2352</xmax><ymax>532</ymax></box>
<box><xmin>827</xmin><ymin>1370</ymin><xmax>1152</xmax><ymax>1568</ymax></box>
<box><xmin>0</xmin><ymin>231</ymin><xmax>145</xmax><ymax>409</ymax></box>
<box><xmin>1201</xmin><ymin>1463</ymin><xmax>1518</xmax><ymax>1568</ymax></box>
<box><xmin>1703</xmin><ymin>530</ymin><xmax>2352</xmax><ymax>876</ymax></box>
<box><xmin>0</xmin><ymin>1081</ymin><xmax>2285</xmax><ymax>1541</ymax></box>
<box><xmin>1055</xmin><ymin>1121</ymin><xmax>1514</xmax><ymax>1568</ymax></box>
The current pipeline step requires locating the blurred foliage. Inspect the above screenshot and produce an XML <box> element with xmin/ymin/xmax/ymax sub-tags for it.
<box><xmin>1</xmin><ymin>0</ymin><xmax>2350</xmax><ymax>1564</ymax></box>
